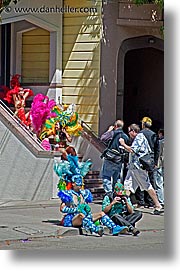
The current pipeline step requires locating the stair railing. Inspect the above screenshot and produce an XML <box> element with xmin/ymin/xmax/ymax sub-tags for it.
<box><xmin>0</xmin><ymin>99</ymin><xmax>42</xmax><ymax>141</ymax></box>
<box><xmin>80</xmin><ymin>120</ymin><xmax>106</xmax><ymax>153</ymax></box>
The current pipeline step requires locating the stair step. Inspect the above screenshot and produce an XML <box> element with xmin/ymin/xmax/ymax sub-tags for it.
<box><xmin>90</xmin><ymin>187</ymin><xmax>104</xmax><ymax>192</ymax></box>
<box><xmin>84</xmin><ymin>183</ymin><xmax>102</xmax><ymax>189</ymax></box>
<box><xmin>91</xmin><ymin>192</ymin><xmax>105</xmax><ymax>200</ymax></box>
<box><xmin>84</xmin><ymin>170</ymin><xmax>104</xmax><ymax>201</ymax></box>
<box><xmin>87</xmin><ymin>171</ymin><xmax>99</xmax><ymax>174</ymax></box>
<box><xmin>86</xmin><ymin>186</ymin><xmax>105</xmax><ymax>200</ymax></box>
<box><xmin>86</xmin><ymin>171</ymin><xmax>100</xmax><ymax>175</ymax></box>
<box><xmin>84</xmin><ymin>171</ymin><xmax>100</xmax><ymax>179</ymax></box>
<box><xmin>84</xmin><ymin>178</ymin><xmax>102</xmax><ymax>184</ymax></box>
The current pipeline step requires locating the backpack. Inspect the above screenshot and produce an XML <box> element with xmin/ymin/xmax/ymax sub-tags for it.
<box><xmin>141</xmin><ymin>129</ymin><xmax>159</xmax><ymax>165</ymax></box>
<box><xmin>137</xmin><ymin>133</ymin><xmax>155</xmax><ymax>172</ymax></box>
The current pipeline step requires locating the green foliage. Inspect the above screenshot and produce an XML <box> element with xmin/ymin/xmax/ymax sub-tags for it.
<box><xmin>133</xmin><ymin>0</ymin><xmax>150</xmax><ymax>5</ymax></box>
<box><xmin>0</xmin><ymin>0</ymin><xmax>11</xmax><ymax>13</ymax></box>
<box><xmin>2</xmin><ymin>0</ymin><xmax>11</xmax><ymax>6</ymax></box>
<box><xmin>133</xmin><ymin>0</ymin><xmax>164</xmax><ymax>10</ymax></box>
<box><xmin>133</xmin><ymin>0</ymin><xmax>164</xmax><ymax>38</ymax></box>
<box><xmin>0</xmin><ymin>0</ymin><xmax>20</xmax><ymax>14</ymax></box>
<box><xmin>160</xmin><ymin>25</ymin><xmax>164</xmax><ymax>37</ymax></box>
<box><xmin>154</xmin><ymin>0</ymin><xmax>164</xmax><ymax>10</ymax></box>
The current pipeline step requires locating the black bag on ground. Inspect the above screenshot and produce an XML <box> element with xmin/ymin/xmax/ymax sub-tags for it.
<box><xmin>139</xmin><ymin>154</ymin><xmax>155</xmax><ymax>172</ymax></box>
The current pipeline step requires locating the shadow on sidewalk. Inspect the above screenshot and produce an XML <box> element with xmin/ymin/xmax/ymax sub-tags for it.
<box><xmin>42</xmin><ymin>220</ymin><xmax>62</xmax><ymax>226</ymax></box>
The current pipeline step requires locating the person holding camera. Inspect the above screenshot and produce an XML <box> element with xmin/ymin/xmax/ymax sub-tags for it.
<box><xmin>102</xmin><ymin>180</ymin><xmax>142</xmax><ymax>236</ymax></box>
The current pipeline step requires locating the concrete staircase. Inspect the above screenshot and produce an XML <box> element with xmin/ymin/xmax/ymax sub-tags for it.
<box><xmin>0</xmin><ymin>100</ymin><xmax>105</xmax><ymax>201</ymax></box>
<box><xmin>84</xmin><ymin>170</ymin><xmax>105</xmax><ymax>201</ymax></box>
<box><xmin>77</xmin><ymin>153</ymin><xmax>104</xmax><ymax>201</ymax></box>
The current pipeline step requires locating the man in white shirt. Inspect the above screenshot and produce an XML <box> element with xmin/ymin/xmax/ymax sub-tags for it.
<box><xmin>119</xmin><ymin>123</ymin><xmax>163</xmax><ymax>215</ymax></box>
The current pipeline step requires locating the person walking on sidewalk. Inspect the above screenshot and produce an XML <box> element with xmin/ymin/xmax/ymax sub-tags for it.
<box><xmin>100</xmin><ymin>119</ymin><xmax>129</xmax><ymax>196</ymax></box>
<box><xmin>102</xmin><ymin>180</ymin><xmax>142</xmax><ymax>236</ymax></box>
<box><xmin>154</xmin><ymin>128</ymin><xmax>164</xmax><ymax>207</ymax></box>
<box><xmin>135</xmin><ymin>117</ymin><xmax>160</xmax><ymax>208</ymax></box>
<box><xmin>119</xmin><ymin>124</ymin><xmax>163</xmax><ymax>215</ymax></box>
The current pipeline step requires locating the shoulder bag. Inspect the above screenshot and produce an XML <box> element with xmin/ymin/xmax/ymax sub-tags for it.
<box><xmin>100</xmin><ymin>132</ymin><xmax>122</xmax><ymax>163</ymax></box>
<box><xmin>138</xmin><ymin>134</ymin><xmax>155</xmax><ymax>172</ymax></box>
<box><xmin>138</xmin><ymin>153</ymin><xmax>155</xmax><ymax>172</ymax></box>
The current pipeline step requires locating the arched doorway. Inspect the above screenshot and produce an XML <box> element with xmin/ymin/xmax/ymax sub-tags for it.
<box><xmin>117</xmin><ymin>36</ymin><xmax>164</xmax><ymax>133</ymax></box>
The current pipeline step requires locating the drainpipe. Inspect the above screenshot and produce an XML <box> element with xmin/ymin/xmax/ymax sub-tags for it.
<box><xmin>1</xmin><ymin>23</ymin><xmax>11</xmax><ymax>86</ymax></box>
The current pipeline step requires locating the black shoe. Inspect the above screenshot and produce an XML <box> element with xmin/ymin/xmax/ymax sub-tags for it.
<box><xmin>132</xmin><ymin>228</ymin><xmax>140</xmax><ymax>236</ymax></box>
<box><xmin>152</xmin><ymin>208</ymin><xmax>164</xmax><ymax>215</ymax></box>
<box><xmin>129</xmin><ymin>227</ymin><xmax>140</xmax><ymax>236</ymax></box>
<box><xmin>97</xmin><ymin>226</ymin><xmax>104</xmax><ymax>237</ymax></box>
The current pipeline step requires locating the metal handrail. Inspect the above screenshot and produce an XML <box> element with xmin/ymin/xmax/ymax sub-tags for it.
<box><xmin>80</xmin><ymin>120</ymin><xmax>106</xmax><ymax>152</ymax></box>
<box><xmin>81</xmin><ymin>120</ymin><xmax>99</xmax><ymax>139</ymax></box>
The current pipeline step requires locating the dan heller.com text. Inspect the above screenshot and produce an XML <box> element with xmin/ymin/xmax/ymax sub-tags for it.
<box><xmin>13</xmin><ymin>5</ymin><xmax>98</xmax><ymax>14</ymax></box>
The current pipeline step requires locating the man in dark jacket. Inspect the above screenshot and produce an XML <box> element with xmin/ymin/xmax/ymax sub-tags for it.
<box><xmin>141</xmin><ymin>117</ymin><xmax>160</xmax><ymax>167</ymax></box>
<box><xmin>135</xmin><ymin>117</ymin><xmax>160</xmax><ymax>208</ymax></box>
<box><xmin>100</xmin><ymin>119</ymin><xmax>129</xmax><ymax>196</ymax></box>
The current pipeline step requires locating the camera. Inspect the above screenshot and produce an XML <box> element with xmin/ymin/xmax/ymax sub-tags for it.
<box><xmin>120</xmin><ymin>196</ymin><xmax>127</xmax><ymax>204</ymax></box>
<box><xmin>114</xmin><ymin>194</ymin><xmax>127</xmax><ymax>204</ymax></box>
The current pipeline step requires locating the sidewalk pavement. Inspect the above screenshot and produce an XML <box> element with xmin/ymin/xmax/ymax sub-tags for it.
<box><xmin>0</xmin><ymin>198</ymin><xmax>164</xmax><ymax>247</ymax></box>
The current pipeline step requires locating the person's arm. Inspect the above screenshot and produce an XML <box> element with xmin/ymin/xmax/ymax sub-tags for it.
<box><xmin>103</xmin><ymin>196</ymin><xmax>121</xmax><ymax>214</ymax></box>
<box><xmin>66</xmin><ymin>132</ymin><xmax>72</xmax><ymax>143</ymax></box>
<box><xmin>60</xmin><ymin>202</ymin><xmax>78</xmax><ymax>214</ymax></box>
<box><xmin>119</xmin><ymin>138</ymin><xmax>133</xmax><ymax>153</ymax></box>
<box><xmin>154</xmin><ymin>136</ymin><xmax>160</xmax><ymax>166</ymax></box>
<box><xmin>62</xmin><ymin>128</ymin><xmax>72</xmax><ymax>142</ymax></box>
<box><xmin>100</xmin><ymin>126</ymin><xmax>114</xmax><ymax>143</ymax></box>
<box><xmin>23</xmin><ymin>91</ymin><xmax>30</xmax><ymax>101</ymax></box>
<box><xmin>23</xmin><ymin>89</ymin><xmax>34</xmax><ymax>100</ymax></box>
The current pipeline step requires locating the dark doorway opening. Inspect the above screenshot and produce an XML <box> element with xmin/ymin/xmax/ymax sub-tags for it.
<box><xmin>123</xmin><ymin>47</ymin><xmax>164</xmax><ymax>132</ymax></box>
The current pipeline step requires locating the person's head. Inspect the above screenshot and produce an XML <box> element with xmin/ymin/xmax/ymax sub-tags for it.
<box><xmin>114</xmin><ymin>119</ymin><xmax>124</xmax><ymax>130</ymax></box>
<box><xmin>55</xmin><ymin>122</ymin><xmax>60</xmax><ymax>131</ymax></box>
<box><xmin>18</xmin><ymin>87</ymin><xmax>24</xmax><ymax>96</ymax></box>
<box><xmin>72</xmin><ymin>175</ymin><xmax>83</xmax><ymax>192</ymax></box>
<box><xmin>158</xmin><ymin>128</ymin><xmax>164</xmax><ymax>139</ymax></box>
<box><xmin>141</xmin><ymin>117</ymin><xmax>152</xmax><ymax>129</ymax></box>
<box><xmin>66</xmin><ymin>146</ymin><xmax>77</xmax><ymax>156</ymax></box>
<box><xmin>61</xmin><ymin>146</ymin><xmax>77</xmax><ymax>161</ymax></box>
<box><xmin>128</xmin><ymin>124</ymin><xmax>140</xmax><ymax>139</ymax></box>
<box><xmin>114</xmin><ymin>181</ymin><xmax>126</xmax><ymax>196</ymax></box>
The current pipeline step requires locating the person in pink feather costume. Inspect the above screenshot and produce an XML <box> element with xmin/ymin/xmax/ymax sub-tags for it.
<box><xmin>41</xmin><ymin>138</ymin><xmax>51</xmax><ymax>151</ymax></box>
<box><xmin>30</xmin><ymin>94</ymin><xmax>57</xmax><ymax>135</ymax></box>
